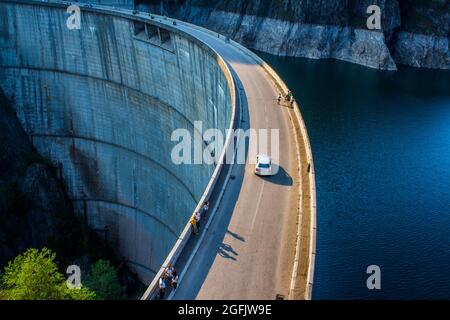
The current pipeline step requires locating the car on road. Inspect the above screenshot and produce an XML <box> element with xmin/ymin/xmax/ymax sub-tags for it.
<box><xmin>255</xmin><ymin>154</ymin><xmax>273</xmax><ymax>176</ymax></box>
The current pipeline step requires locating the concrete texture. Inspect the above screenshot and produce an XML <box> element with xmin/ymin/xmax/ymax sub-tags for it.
<box><xmin>0</xmin><ymin>0</ymin><xmax>233</xmax><ymax>284</ymax></box>
<box><xmin>75</xmin><ymin>0</ymin><xmax>134</xmax><ymax>9</ymax></box>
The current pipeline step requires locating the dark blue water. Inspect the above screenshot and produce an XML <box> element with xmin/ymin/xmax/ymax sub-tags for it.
<box><xmin>258</xmin><ymin>52</ymin><xmax>450</xmax><ymax>299</ymax></box>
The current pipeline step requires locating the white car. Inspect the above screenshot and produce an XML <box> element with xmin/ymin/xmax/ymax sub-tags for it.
<box><xmin>255</xmin><ymin>154</ymin><xmax>273</xmax><ymax>176</ymax></box>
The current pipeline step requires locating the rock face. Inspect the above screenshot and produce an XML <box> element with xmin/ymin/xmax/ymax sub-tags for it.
<box><xmin>0</xmin><ymin>89</ymin><xmax>82</xmax><ymax>268</ymax></box>
<box><xmin>138</xmin><ymin>0</ymin><xmax>449</xmax><ymax>70</ymax></box>
<box><xmin>199</xmin><ymin>12</ymin><xmax>397</xmax><ymax>70</ymax></box>
<box><xmin>393</xmin><ymin>32</ymin><xmax>450</xmax><ymax>69</ymax></box>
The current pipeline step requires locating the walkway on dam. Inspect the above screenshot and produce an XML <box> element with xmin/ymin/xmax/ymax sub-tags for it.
<box><xmin>164</xmin><ymin>23</ymin><xmax>303</xmax><ymax>300</ymax></box>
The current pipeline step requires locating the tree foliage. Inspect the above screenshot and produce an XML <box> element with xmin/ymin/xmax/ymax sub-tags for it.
<box><xmin>0</xmin><ymin>248</ymin><xmax>95</xmax><ymax>300</ymax></box>
<box><xmin>85</xmin><ymin>259</ymin><xmax>123</xmax><ymax>300</ymax></box>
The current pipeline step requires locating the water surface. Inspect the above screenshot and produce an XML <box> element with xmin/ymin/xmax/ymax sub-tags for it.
<box><xmin>258</xmin><ymin>52</ymin><xmax>450</xmax><ymax>299</ymax></box>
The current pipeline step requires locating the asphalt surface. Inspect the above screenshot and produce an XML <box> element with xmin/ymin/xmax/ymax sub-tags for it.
<box><xmin>169</xmin><ymin>24</ymin><xmax>300</xmax><ymax>300</ymax></box>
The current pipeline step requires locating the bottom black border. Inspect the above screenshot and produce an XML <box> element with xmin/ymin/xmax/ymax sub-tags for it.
<box><xmin>0</xmin><ymin>300</ymin><xmax>446</xmax><ymax>318</ymax></box>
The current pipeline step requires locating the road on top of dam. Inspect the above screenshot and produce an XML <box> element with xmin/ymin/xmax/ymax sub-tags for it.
<box><xmin>163</xmin><ymin>22</ymin><xmax>302</xmax><ymax>300</ymax></box>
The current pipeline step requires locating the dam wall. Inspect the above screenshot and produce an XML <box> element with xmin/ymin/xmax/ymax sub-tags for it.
<box><xmin>74</xmin><ymin>0</ymin><xmax>134</xmax><ymax>9</ymax></box>
<box><xmin>0</xmin><ymin>0</ymin><xmax>233</xmax><ymax>284</ymax></box>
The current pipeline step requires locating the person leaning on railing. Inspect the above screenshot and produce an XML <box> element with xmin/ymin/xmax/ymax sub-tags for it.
<box><xmin>190</xmin><ymin>214</ymin><xmax>198</xmax><ymax>235</ymax></box>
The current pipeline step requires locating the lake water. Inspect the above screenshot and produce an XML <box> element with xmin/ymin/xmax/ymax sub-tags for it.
<box><xmin>258</xmin><ymin>52</ymin><xmax>450</xmax><ymax>299</ymax></box>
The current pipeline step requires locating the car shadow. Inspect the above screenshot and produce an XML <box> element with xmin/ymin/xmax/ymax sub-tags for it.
<box><xmin>261</xmin><ymin>164</ymin><xmax>293</xmax><ymax>186</ymax></box>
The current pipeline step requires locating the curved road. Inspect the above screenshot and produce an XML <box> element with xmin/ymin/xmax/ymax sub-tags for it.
<box><xmin>169</xmin><ymin>23</ymin><xmax>301</xmax><ymax>300</ymax></box>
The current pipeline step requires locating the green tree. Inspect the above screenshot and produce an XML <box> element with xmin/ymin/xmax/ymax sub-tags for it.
<box><xmin>0</xmin><ymin>248</ymin><xmax>95</xmax><ymax>300</ymax></box>
<box><xmin>85</xmin><ymin>260</ymin><xmax>123</xmax><ymax>300</ymax></box>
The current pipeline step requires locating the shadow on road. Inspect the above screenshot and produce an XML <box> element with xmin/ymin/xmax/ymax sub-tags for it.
<box><xmin>226</xmin><ymin>229</ymin><xmax>245</xmax><ymax>242</ymax></box>
<box><xmin>261</xmin><ymin>164</ymin><xmax>293</xmax><ymax>186</ymax></box>
<box><xmin>218</xmin><ymin>243</ymin><xmax>239</xmax><ymax>261</ymax></box>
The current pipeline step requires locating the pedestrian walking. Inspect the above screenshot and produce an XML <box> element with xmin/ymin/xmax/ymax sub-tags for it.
<box><xmin>285</xmin><ymin>90</ymin><xmax>292</xmax><ymax>102</ymax></box>
<box><xmin>171</xmin><ymin>269</ymin><xmax>178</xmax><ymax>290</ymax></box>
<box><xmin>202</xmin><ymin>200</ymin><xmax>209</xmax><ymax>215</ymax></box>
<box><xmin>165</xmin><ymin>263</ymin><xmax>174</xmax><ymax>282</ymax></box>
<box><xmin>158</xmin><ymin>275</ymin><xmax>166</xmax><ymax>299</ymax></box>
<box><xmin>195</xmin><ymin>211</ymin><xmax>202</xmax><ymax>231</ymax></box>
<box><xmin>190</xmin><ymin>214</ymin><xmax>198</xmax><ymax>234</ymax></box>
<box><xmin>277</xmin><ymin>94</ymin><xmax>281</xmax><ymax>105</ymax></box>
<box><xmin>290</xmin><ymin>98</ymin><xmax>294</xmax><ymax>108</ymax></box>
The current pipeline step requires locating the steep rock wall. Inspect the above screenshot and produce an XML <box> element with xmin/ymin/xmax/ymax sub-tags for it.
<box><xmin>139</xmin><ymin>0</ymin><xmax>449</xmax><ymax>70</ymax></box>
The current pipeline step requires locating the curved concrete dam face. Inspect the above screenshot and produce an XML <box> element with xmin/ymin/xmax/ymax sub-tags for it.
<box><xmin>0</xmin><ymin>1</ymin><xmax>233</xmax><ymax>283</ymax></box>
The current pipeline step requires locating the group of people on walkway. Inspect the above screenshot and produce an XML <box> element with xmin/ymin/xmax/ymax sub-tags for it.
<box><xmin>277</xmin><ymin>90</ymin><xmax>294</xmax><ymax>107</ymax></box>
<box><xmin>158</xmin><ymin>263</ymin><xmax>178</xmax><ymax>299</ymax></box>
<box><xmin>190</xmin><ymin>200</ymin><xmax>209</xmax><ymax>235</ymax></box>
<box><xmin>157</xmin><ymin>200</ymin><xmax>211</xmax><ymax>299</ymax></box>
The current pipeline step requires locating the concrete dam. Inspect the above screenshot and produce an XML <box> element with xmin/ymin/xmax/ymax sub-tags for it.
<box><xmin>0</xmin><ymin>0</ymin><xmax>234</xmax><ymax>284</ymax></box>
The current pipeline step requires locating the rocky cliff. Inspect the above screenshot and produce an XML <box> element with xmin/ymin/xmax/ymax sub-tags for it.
<box><xmin>137</xmin><ymin>0</ymin><xmax>449</xmax><ymax>70</ymax></box>
<box><xmin>0</xmin><ymin>89</ymin><xmax>83</xmax><ymax>268</ymax></box>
